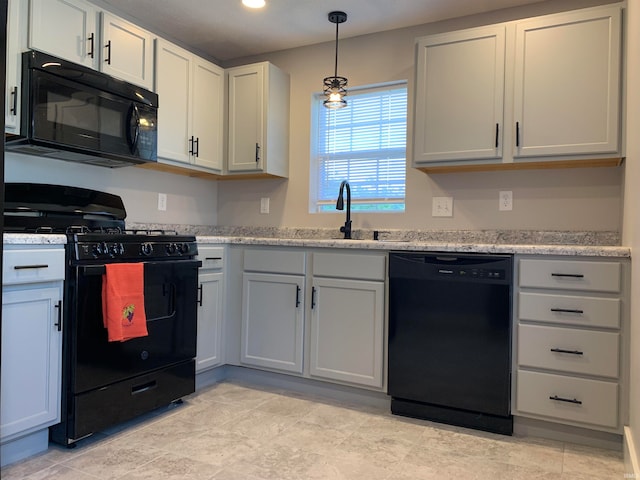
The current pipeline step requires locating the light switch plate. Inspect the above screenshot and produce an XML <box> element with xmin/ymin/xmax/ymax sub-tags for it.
<box><xmin>260</xmin><ymin>197</ymin><xmax>270</xmax><ymax>214</ymax></box>
<box><xmin>157</xmin><ymin>193</ymin><xmax>167</xmax><ymax>211</ymax></box>
<box><xmin>432</xmin><ymin>196</ymin><xmax>453</xmax><ymax>217</ymax></box>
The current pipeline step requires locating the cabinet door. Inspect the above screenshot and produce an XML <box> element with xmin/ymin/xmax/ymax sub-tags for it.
<box><xmin>310</xmin><ymin>278</ymin><xmax>384</xmax><ymax>388</ymax></box>
<box><xmin>5</xmin><ymin>0</ymin><xmax>27</xmax><ymax>134</ymax></box>
<box><xmin>29</xmin><ymin>0</ymin><xmax>99</xmax><ymax>69</ymax></box>
<box><xmin>196</xmin><ymin>272</ymin><xmax>224</xmax><ymax>372</ymax></box>
<box><xmin>1</xmin><ymin>285</ymin><xmax>62</xmax><ymax>440</ymax></box>
<box><xmin>413</xmin><ymin>26</ymin><xmax>505</xmax><ymax>163</ymax></box>
<box><xmin>101</xmin><ymin>12</ymin><xmax>154</xmax><ymax>90</ymax></box>
<box><xmin>241</xmin><ymin>273</ymin><xmax>303</xmax><ymax>373</ymax></box>
<box><xmin>513</xmin><ymin>7</ymin><xmax>621</xmax><ymax>157</ymax></box>
<box><xmin>228</xmin><ymin>64</ymin><xmax>264</xmax><ymax>172</ymax></box>
<box><xmin>156</xmin><ymin>39</ymin><xmax>192</xmax><ymax>163</ymax></box>
<box><xmin>192</xmin><ymin>59</ymin><xmax>224</xmax><ymax>171</ymax></box>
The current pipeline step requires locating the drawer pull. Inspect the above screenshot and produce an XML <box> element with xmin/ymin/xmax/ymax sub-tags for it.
<box><xmin>550</xmin><ymin>308</ymin><xmax>584</xmax><ymax>314</ymax></box>
<box><xmin>549</xmin><ymin>395</ymin><xmax>582</xmax><ymax>405</ymax></box>
<box><xmin>205</xmin><ymin>257</ymin><xmax>222</xmax><ymax>260</ymax></box>
<box><xmin>551</xmin><ymin>273</ymin><xmax>585</xmax><ymax>278</ymax></box>
<box><xmin>550</xmin><ymin>348</ymin><xmax>584</xmax><ymax>356</ymax></box>
<box><xmin>14</xmin><ymin>264</ymin><xmax>49</xmax><ymax>270</ymax></box>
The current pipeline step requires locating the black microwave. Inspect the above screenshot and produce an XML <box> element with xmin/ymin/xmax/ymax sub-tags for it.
<box><xmin>6</xmin><ymin>50</ymin><xmax>158</xmax><ymax>168</ymax></box>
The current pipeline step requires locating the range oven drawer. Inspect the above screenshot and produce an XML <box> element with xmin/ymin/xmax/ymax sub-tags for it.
<box><xmin>72</xmin><ymin>360</ymin><xmax>194</xmax><ymax>441</ymax></box>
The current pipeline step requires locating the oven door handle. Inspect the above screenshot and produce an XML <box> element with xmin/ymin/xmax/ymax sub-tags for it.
<box><xmin>81</xmin><ymin>265</ymin><xmax>107</xmax><ymax>276</ymax></box>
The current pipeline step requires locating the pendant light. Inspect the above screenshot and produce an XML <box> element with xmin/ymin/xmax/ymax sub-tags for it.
<box><xmin>323</xmin><ymin>11</ymin><xmax>348</xmax><ymax>109</ymax></box>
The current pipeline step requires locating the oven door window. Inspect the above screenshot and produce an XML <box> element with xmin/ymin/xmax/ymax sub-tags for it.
<box><xmin>31</xmin><ymin>71</ymin><xmax>136</xmax><ymax>156</ymax></box>
<box><xmin>73</xmin><ymin>261</ymin><xmax>198</xmax><ymax>394</ymax></box>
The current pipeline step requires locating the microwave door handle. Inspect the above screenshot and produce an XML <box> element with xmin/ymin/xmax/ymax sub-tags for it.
<box><xmin>128</xmin><ymin>103</ymin><xmax>140</xmax><ymax>153</ymax></box>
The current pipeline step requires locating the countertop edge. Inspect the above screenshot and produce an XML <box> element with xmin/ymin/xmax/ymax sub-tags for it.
<box><xmin>195</xmin><ymin>236</ymin><xmax>631</xmax><ymax>258</ymax></box>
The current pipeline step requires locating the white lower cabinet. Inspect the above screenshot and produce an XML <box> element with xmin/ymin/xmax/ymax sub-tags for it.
<box><xmin>310</xmin><ymin>277</ymin><xmax>384</xmax><ymax>388</ymax></box>
<box><xmin>1</xmin><ymin>247</ymin><xmax>64</xmax><ymax>461</ymax></box>
<box><xmin>238</xmin><ymin>248</ymin><xmax>386</xmax><ymax>390</ymax></box>
<box><xmin>241</xmin><ymin>273</ymin><xmax>305</xmax><ymax>373</ymax></box>
<box><xmin>196</xmin><ymin>247</ymin><xmax>225</xmax><ymax>372</ymax></box>
<box><xmin>514</xmin><ymin>255</ymin><xmax>628</xmax><ymax>432</ymax></box>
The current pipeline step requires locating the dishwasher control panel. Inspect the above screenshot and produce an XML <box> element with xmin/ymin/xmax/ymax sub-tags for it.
<box><xmin>437</xmin><ymin>267</ymin><xmax>505</xmax><ymax>279</ymax></box>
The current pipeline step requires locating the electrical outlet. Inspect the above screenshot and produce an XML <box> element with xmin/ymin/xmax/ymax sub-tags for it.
<box><xmin>260</xmin><ymin>197</ymin><xmax>270</xmax><ymax>214</ymax></box>
<box><xmin>157</xmin><ymin>193</ymin><xmax>167</xmax><ymax>211</ymax></box>
<box><xmin>499</xmin><ymin>191</ymin><xmax>513</xmax><ymax>211</ymax></box>
<box><xmin>432</xmin><ymin>196</ymin><xmax>453</xmax><ymax>217</ymax></box>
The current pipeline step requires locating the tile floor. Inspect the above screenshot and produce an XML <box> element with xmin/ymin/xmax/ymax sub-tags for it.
<box><xmin>1</xmin><ymin>381</ymin><xmax>627</xmax><ymax>479</ymax></box>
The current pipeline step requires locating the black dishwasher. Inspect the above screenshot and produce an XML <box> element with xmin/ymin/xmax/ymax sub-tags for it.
<box><xmin>388</xmin><ymin>252</ymin><xmax>513</xmax><ymax>435</ymax></box>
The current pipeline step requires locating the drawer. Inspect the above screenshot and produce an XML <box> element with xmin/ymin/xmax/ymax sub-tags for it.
<box><xmin>517</xmin><ymin>370</ymin><xmax>618</xmax><ymax>428</ymax></box>
<box><xmin>244</xmin><ymin>249</ymin><xmax>306</xmax><ymax>275</ymax></box>
<box><xmin>519</xmin><ymin>259</ymin><xmax>620</xmax><ymax>293</ymax></box>
<box><xmin>518</xmin><ymin>324</ymin><xmax>619</xmax><ymax>378</ymax></box>
<box><xmin>197</xmin><ymin>246</ymin><xmax>224</xmax><ymax>270</ymax></box>
<box><xmin>519</xmin><ymin>292</ymin><xmax>620</xmax><ymax>329</ymax></box>
<box><xmin>3</xmin><ymin>249</ymin><xmax>65</xmax><ymax>285</ymax></box>
<box><xmin>312</xmin><ymin>252</ymin><xmax>386</xmax><ymax>281</ymax></box>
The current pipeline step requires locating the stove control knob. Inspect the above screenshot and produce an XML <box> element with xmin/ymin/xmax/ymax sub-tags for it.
<box><xmin>166</xmin><ymin>243</ymin><xmax>178</xmax><ymax>255</ymax></box>
<box><xmin>110</xmin><ymin>243</ymin><xmax>125</xmax><ymax>256</ymax></box>
<box><xmin>92</xmin><ymin>243</ymin><xmax>103</xmax><ymax>256</ymax></box>
<box><xmin>140</xmin><ymin>243</ymin><xmax>153</xmax><ymax>256</ymax></box>
<box><xmin>177</xmin><ymin>243</ymin><xmax>190</xmax><ymax>254</ymax></box>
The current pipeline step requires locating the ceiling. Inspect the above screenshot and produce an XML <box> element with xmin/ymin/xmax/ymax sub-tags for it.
<box><xmin>96</xmin><ymin>0</ymin><xmax>546</xmax><ymax>62</ymax></box>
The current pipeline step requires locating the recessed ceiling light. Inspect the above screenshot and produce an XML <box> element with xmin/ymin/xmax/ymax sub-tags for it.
<box><xmin>242</xmin><ymin>0</ymin><xmax>266</xmax><ymax>8</ymax></box>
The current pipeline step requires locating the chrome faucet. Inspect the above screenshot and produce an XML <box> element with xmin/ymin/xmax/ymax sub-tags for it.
<box><xmin>336</xmin><ymin>180</ymin><xmax>352</xmax><ymax>239</ymax></box>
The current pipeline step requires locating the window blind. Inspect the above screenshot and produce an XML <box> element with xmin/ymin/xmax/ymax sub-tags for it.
<box><xmin>314</xmin><ymin>84</ymin><xmax>407</xmax><ymax>212</ymax></box>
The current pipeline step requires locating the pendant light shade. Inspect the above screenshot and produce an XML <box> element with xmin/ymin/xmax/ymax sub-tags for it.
<box><xmin>323</xmin><ymin>11</ymin><xmax>348</xmax><ymax>109</ymax></box>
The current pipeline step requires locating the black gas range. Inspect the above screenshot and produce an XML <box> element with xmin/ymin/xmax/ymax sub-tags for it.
<box><xmin>4</xmin><ymin>183</ymin><xmax>201</xmax><ymax>445</ymax></box>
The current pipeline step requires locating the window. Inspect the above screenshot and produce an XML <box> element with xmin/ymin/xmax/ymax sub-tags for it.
<box><xmin>310</xmin><ymin>82</ymin><xmax>407</xmax><ymax>213</ymax></box>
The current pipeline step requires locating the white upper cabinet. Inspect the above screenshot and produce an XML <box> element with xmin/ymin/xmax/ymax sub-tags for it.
<box><xmin>413</xmin><ymin>26</ymin><xmax>505</xmax><ymax>163</ymax></box>
<box><xmin>30</xmin><ymin>0</ymin><xmax>99</xmax><ymax>70</ymax></box>
<box><xmin>29</xmin><ymin>0</ymin><xmax>155</xmax><ymax>90</ymax></box>
<box><xmin>155</xmin><ymin>39</ymin><xmax>224</xmax><ymax>172</ymax></box>
<box><xmin>100</xmin><ymin>12</ymin><xmax>154</xmax><ymax>90</ymax></box>
<box><xmin>227</xmin><ymin>62</ymin><xmax>290</xmax><ymax>177</ymax></box>
<box><xmin>5</xmin><ymin>0</ymin><xmax>28</xmax><ymax>134</ymax></box>
<box><xmin>412</xmin><ymin>4</ymin><xmax>623</xmax><ymax>170</ymax></box>
<box><xmin>513</xmin><ymin>6</ymin><xmax>621</xmax><ymax>158</ymax></box>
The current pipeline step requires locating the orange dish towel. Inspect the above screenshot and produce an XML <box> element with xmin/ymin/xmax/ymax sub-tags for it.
<box><xmin>102</xmin><ymin>263</ymin><xmax>148</xmax><ymax>342</ymax></box>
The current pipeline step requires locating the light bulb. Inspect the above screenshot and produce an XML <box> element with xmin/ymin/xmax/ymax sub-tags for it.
<box><xmin>242</xmin><ymin>0</ymin><xmax>265</xmax><ymax>8</ymax></box>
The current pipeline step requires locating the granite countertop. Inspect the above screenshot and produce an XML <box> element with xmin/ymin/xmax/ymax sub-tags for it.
<box><xmin>3</xmin><ymin>228</ymin><xmax>631</xmax><ymax>257</ymax></box>
<box><xmin>195</xmin><ymin>235</ymin><xmax>630</xmax><ymax>257</ymax></box>
<box><xmin>3</xmin><ymin>233</ymin><xmax>67</xmax><ymax>245</ymax></box>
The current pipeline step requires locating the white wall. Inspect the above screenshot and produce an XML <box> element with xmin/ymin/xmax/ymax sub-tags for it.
<box><xmin>4</xmin><ymin>152</ymin><xmax>217</xmax><ymax>226</ymax></box>
<box><xmin>217</xmin><ymin>0</ymin><xmax>623</xmax><ymax>232</ymax></box>
<box><xmin>622</xmin><ymin>0</ymin><xmax>640</xmax><ymax>473</ymax></box>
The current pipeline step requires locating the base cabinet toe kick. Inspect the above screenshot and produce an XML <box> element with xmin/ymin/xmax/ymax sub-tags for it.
<box><xmin>513</xmin><ymin>256</ymin><xmax>630</xmax><ymax>433</ymax></box>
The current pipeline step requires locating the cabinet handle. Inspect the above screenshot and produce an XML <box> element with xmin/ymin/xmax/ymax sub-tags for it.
<box><xmin>311</xmin><ymin>286</ymin><xmax>316</xmax><ymax>309</ymax></box>
<box><xmin>516</xmin><ymin>121</ymin><xmax>520</xmax><ymax>147</ymax></box>
<box><xmin>54</xmin><ymin>300</ymin><xmax>62</xmax><ymax>332</ymax></box>
<box><xmin>88</xmin><ymin>32</ymin><xmax>95</xmax><ymax>58</ymax></box>
<box><xmin>495</xmin><ymin>123</ymin><xmax>499</xmax><ymax>148</ymax></box>
<box><xmin>551</xmin><ymin>273</ymin><xmax>585</xmax><ymax>279</ymax></box>
<box><xmin>205</xmin><ymin>257</ymin><xmax>222</xmax><ymax>261</ymax></box>
<box><xmin>14</xmin><ymin>264</ymin><xmax>49</xmax><ymax>270</ymax></box>
<box><xmin>10</xmin><ymin>86</ymin><xmax>18</xmax><ymax>115</ymax></box>
<box><xmin>550</xmin><ymin>308</ymin><xmax>584</xmax><ymax>315</ymax></box>
<box><xmin>189</xmin><ymin>136</ymin><xmax>194</xmax><ymax>155</ymax></box>
<box><xmin>550</xmin><ymin>348</ymin><xmax>584</xmax><ymax>356</ymax></box>
<box><xmin>255</xmin><ymin>143</ymin><xmax>261</xmax><ymax>163</ymax></box>
<box><xmin>295</xmin><ymin>285</ymin><xmax>301</xmax><ymax>308</ymax></box>
<box><xmin>549</xmin><ymin>395</ymin><xmax>582</xmax><ymax>405</ymax></box>
<box><xmin>197</xmin><ymin>284</ymin><xmax>203</xmax><ymax>307</ymax></box>
<box><xmin>105</xmin><ymin>40</ymin><xmax>112</xmax><ymax>65</ymax></box>
<box><xmin>194</xmin><ymin>137</ymin><xmax>199</xmax><ymax>157</ymax></box>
